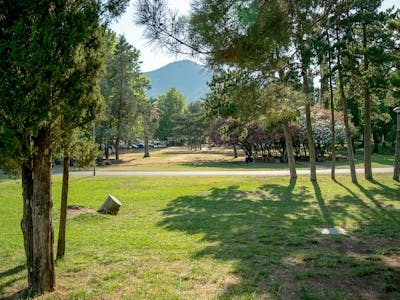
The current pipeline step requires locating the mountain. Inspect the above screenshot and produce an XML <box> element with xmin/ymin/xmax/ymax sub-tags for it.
<box><xmin>144</xmin><ymin>60</ymin><xmax>212</xmax><ymax>103</ymax></box>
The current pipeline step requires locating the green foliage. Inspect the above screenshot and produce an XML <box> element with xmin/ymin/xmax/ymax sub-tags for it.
<box><xmin>73</xmin><ymin>137</ymin><xmax>102</xmax><ymax>169</ymax></box>
<box><xmin>204</xmin><ymin>69</ymin><xmax>263</xmax><ymax>121</ymax></box>
<box><xmin>390</xmin><ymin>69</ymin><xmax>400</xmax><ymax>100</ymax></box>
<box><xmin>0</xmin><ymin>0</ymin><xmax>107</xmax><ymax>171</ymax></box>
<box><xmin>259</xmin><ymin>81</ymin><xmax>303</xmax><ymax>125</ymax></box>
<box><xmin>190</xmin><ymin>0</ymin><xmax>290</xmax><ymax>68</ymax></box>
<box><xmin>99</xmin><ymin>34</ymin><xmax>149</xmax><ymax>155</ymax></box>
<box><xmin>176</xmin><ymin>100</ymin><xmax>209</xmax><ymax>147</ymax></box>
<box><xmin>154</xmin><ymin>87</ymin><xmax>187</xmax><ymax>141</ymax></box>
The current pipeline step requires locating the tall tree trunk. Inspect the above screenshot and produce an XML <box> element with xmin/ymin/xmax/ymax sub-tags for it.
<box><xmin>327</xmin><ymin>35</ymin><xmax>337</xmax><ymax>180</ymax></box>
<box><xmin>56</xmin><ymin>155</ymin><xmax>69</xmax><ymax>260</ymax></box>
<box><xmin>21</xmin><ymin>161</ymin><xmax>34</xmax><ymax>287</ymax></box>
<box><xmin>283</xmin><ymin>122</ymin><xmax>297</xmax><ymax>180</ymax></box>
<box><xmin>302</xmin><ymin>69</ymin><xmax>317</xmax><ymax>181</ymax></box>
<box><xmin>31</xmin><ymin>126</ymin><xmax>55</xmax><ymax>292</ymax></box>
<box><xmin>233</xmin><ymin>144</ymin><xmax>238</xmax><ymax>158</ymax></box>
<box><xmin>394</xmin><ymin>113</ymin><xmax>400</xmax><ymax>181</ymax></box>
<box><xmin>337</xmin><ymin>38</ymin><xmax>357</xmax><ymax>184</ymax></box>
<box><xmin>363</xmin><ymin>24</ymin><xmax>373</xmax><ymax>180</ymax></box>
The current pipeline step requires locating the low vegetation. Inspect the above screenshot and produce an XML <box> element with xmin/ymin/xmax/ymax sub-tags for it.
<box><xmin>1</xmin><ymin>170</ymin><xmax>399</xmax><ymax>299</ymax></box>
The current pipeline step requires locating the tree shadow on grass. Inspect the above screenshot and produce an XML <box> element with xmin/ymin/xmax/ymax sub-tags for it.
<box><xmin>158</xmin><ymin>181</ymin><xmax>316</xmax><ymax>297</ymax></box>
<box><xmin>158</xmin><ymin>178</ymin><xmax>400</xmax><ymax>299</ymax></box>
<box><xmin>312</xmin><ymin>181</ymin><xmax>334</xmax><ymax>227</ymax></box>
<box><xmin>0</xmin><ymin>265</ymin><xmax>29</xmax><ymax>299</ymax></box>
<box><xmin>0</xmin><ymin>265</ymin><xmax>25</xmax><ymax>278</ymax></box>
<box><xmin>354</xmin><ymin>180</ymin><xmax>400</xmax><ymax>237</ymax></box>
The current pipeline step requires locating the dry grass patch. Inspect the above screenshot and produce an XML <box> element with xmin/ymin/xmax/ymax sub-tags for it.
<box><xmin>105</xmin><ymin>146</ymin><xmax>239</xmax><ymax>170</ymax></box>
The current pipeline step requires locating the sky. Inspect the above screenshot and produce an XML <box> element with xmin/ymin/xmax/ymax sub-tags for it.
<box><xmin>110</xmin><ymin>0</ymin><xmax>191</xmax><ymax>72</ymax></box>
<box><xmin>111</xmin><ymin>0</ymin><xmax>400</xmax><ymax>72</ymax></box>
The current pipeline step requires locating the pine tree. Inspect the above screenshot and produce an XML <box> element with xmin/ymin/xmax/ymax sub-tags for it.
<box><xmin>102</xmin><ymin>35</ymin><xmax>149</xmax><ymax>160</ymax></box>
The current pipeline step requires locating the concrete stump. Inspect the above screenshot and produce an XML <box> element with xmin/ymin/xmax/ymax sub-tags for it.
<box><xmin>97</xmin><ymin>194</ymin><xmax>121</xmax><ymax>215</ymax></box>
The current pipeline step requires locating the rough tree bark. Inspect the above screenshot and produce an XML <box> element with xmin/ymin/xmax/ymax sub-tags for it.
<box><xmin>31</xmin><ymin>127</ymin><xmax>55</xmax><ymax>292</ymax></box>
<box><xmin>56</xmin><ymin>155</ymin><xmax>69</xmax><ymax>260</ymax></box>
<box><xmin>21</xmin><ymin>161</ymin><xmax>34</xmax><ymax>287</ymax></box>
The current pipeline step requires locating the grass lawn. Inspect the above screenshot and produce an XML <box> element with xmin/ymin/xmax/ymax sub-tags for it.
<box><xmin>0</xmin><ymin>173</ymin><xmax>399</xmax><ymax>299</ymax></box>
<box><xmin>65</xmin><ymin>146</ymin><xmax>395</xmax><ymax>172</ymax></box>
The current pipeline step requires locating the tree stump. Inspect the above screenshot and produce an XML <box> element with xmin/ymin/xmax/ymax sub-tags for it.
<box><xmin>97</xmin><ymin>194</ymin><xmax>121</xmax><ymax>215</ymax></box>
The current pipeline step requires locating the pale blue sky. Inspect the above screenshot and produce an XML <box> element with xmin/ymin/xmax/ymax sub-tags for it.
<box><xmin>111</xmin><ymin>0</ymin><xmax>400</xmax><ymax>72</ymax></box>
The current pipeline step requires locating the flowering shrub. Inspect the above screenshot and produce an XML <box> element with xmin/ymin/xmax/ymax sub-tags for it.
<box><xmin>210</xmin><ymin>105</ymin><xmax>352</xmax><ymax>162</ymax></box>
<box><xmin>299</xmin><ymin>106</ymin><xmax>351</xmax><ymax>159</ymax></box>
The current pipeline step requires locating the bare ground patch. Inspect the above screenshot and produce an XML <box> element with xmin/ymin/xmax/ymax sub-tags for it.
<box><xmin>67</xmin><ymin>205</ymin><xmax>96</xmax><ymax>216</ymax></box>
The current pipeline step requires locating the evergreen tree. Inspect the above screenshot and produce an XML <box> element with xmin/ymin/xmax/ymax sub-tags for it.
<box><xmin>0</xmin><ymin>0</ymin><xmax>128</xmax><ymax>294</ymax></box>
<box><xmin>102</xmin><ymin>35</ymin><xmax>149</xmax><ymax>160</ymax></box>
<box><xmin>154</xmin><ymin>87</ymin><xmax>187</xmax><ymax>142</ymax></box>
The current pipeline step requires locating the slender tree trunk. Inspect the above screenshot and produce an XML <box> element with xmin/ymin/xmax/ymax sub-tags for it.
<box><xmin>283</xmin><ymin>122</ymin><xmax>297</xmax><ymax>180</ymax></box>
<box><xmin>144</xmin><ymin>128</ymin><xmax>150</xmax><ymax>158</ymax></box>
<box><xmin>302</xmin><ymin>69</ymin><xmax>317</xmax><ymax>181</ymax></box>
<box><xmin>115</xmin><ymin>133</ymin><xmax>120</xmax><ymax>161</ymax></box>
<box><xmin>21</xmin><ymin>161</ymin><xmax>34</xmax><ymax>287</ymax></box>
<box><xmin>394</xmin><ymin>114</ymin><xmax>400</xmax><ymax>181</ymax></box>
<box><xmin>327</xmin><ymin>34</ymin><xmax>336</xmax><ymax>180</ymax></box>
<box><xmin>362</xmin><ymin>24</ymin><xmax>373</xmax><ymax>180</ymax></box>
<box><xmin>329</xmin><ymin>81</ymin><xmax>337</xmax><ymax>180</ymax></box>
<box><xmin>233</xmin><ymin>144</ymin><xmax>238</xmax><ymax>158</ymax></box>
<box><xmin>31</xmin><ymin>126</ymin><xmax>55</xmax><ymax>293</ymax></box>
<box><xmin>337</xmin><ymin>39</ymin><xmax>357</xmax><ymax>184</ymax></box>
<box><xmin>56</xmin><ymin>155</ymin><xmax>69</xmax><ymax>260</ymax></box>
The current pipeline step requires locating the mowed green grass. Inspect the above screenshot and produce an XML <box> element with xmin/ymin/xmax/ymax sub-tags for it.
<box><xmin>0</xmin><ymin>174</ymin><xmax>399</xmax><ymax>299</ymax></box>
